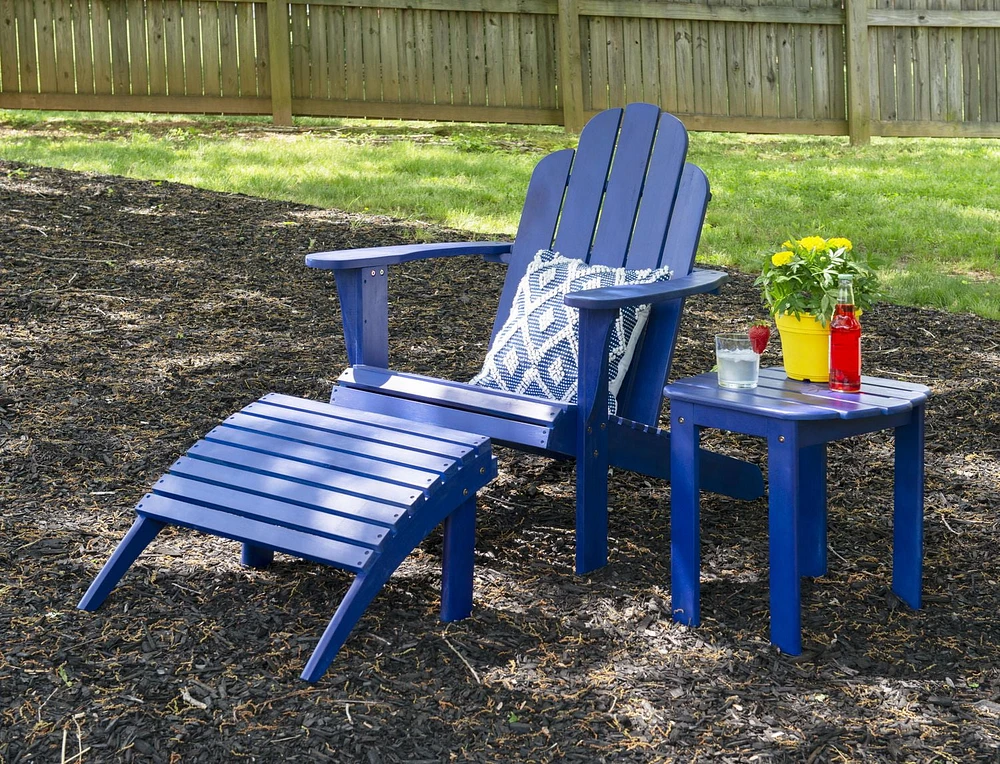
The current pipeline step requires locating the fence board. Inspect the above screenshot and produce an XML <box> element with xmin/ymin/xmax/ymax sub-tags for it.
<box><xmin>127</xmin><ymin>0</ymin><xmax>149</xmax><ymax>94</ymax></box>
<box><xmin>708</xmin><ymin>15</ymin><xmax>727</xmax><ymax>113</ymax></box>
<box><xmin>234</xmin><ymin>1</ymin><xmax>255</xmax><ymax>95</ymax></box>
<box><xmin>943</xmin><ymin>0</ymin><xmax>962</xmax><ymax>120</ymax></box>
<box><xmin>89</xmin><ymin>0</ymin><xmax>112</xmax><ymax>94</ymax></box>
<box><xmin>828</xmin><ymin>9</ymin><xmax>846</xmax><ymax>117</ymax></box>
<box><xmin>745</xmin><ymin>19</ymin><xmax>763</xmax><ymax>116</ymax></box>
<box><xmin>465</xmin><ymin>12</ymin><xmax>485</xmax><ymax>105</ymax></box>
<box><xmin>414</xmin><ymin>9</ymin><xmax>435</xmax><ymax>103</ymax></box>
<box><xmin>308</xmin><ymin>3</ymin><xmax>328</xmax><ymax>99</ymax></box>
<box><xmin>71</xmin><ymin>0</ymin><xmax>95</xmax><ymax>93</ymax></box>
<box><xmin>146</xmin><ymin>0</ymin><xmax>167</xmax><ymax>94</ymax></box>
<box><xmin>638</xmin><ymin>17</ymin><xmax>659</xmax><ymax>104</ymax></box>
<box><xmin>692</xmin><ymin>13</ymin><xmax>712</xmax><ymax>112</ymax></box>
<box><xmin>343</xmin><ymin>6</ymin><xmax>363</xmax><ymax>99</ymax></box>
<box><xmin>182</xmin><ymin>0</ymin><xmax>202</xmax><ymax>94</ymax></box>
<box><xmin>34</xmin><ymin>0</ymin><xmax>57</xmax><ymax>92</ymax></box>
<box><xmin>536</xmin><ymin>13</ymin><xmax>557</xmax><ymax>108</ymax></box>
<box><xmin>483</xmin><ymin>11</ymin><xmax>504</xmax><ymax>105</ymax></box>
<box><xmin>961</xmin><ymin>0</ymin><xmax>978</xmax><ymax>121</ymax></box>
<box><xmin>323</xmin><ymin>4</ymin><xmax>344</xmax><ymax>99</ymax></box>
<box><xmin>449</xmin><ymin>10</ymin><xmax>470</xmax><ymax>104</ymax></box>
<box><xmin>893</xmin><ymin>0</ymin><xmax>914</xmax><ymax>119</ymax></box>
<box><xmin>201</xmin><ymin>0</ymin><xmax>220</xmax><ymax>96</ymax></box>
<box><xmin>52</xmin><ymin>0</ymin><xmax>74</xmax><ymax>92</ymax></box>
<box><xmin>109</xmin><ymin>0</ymin><xmax>132</xmax><ymax>94</ymax></box>
<box><xmin>218</xmin><ymin>1</ymin><xmax>239</xmax><ymax>96</ymax></box>
<box><xmin>289</xmin><ymin>3</ymin><xmax>307</xmax><ymax>98</ymax></box>
<box><xmin>761</xmin><ymin>17</ymin><xmax>781</xmax><ymax>116</ymax></box>
<box><xmin>403</xmin><ymin>9</ymin><xmax>424</xmax><ymax>103</ymax></box>
<box><xmin>253</xmin><ymin>0</ymin><xmax>269</xmax><ymax>96</ymax></box>
<box><xmin>429</xmin><ymin>10</ymin><xmax>448</xmax><ymax>103</ymax></box>
<box><xmin>162</xmin><ymin>0</ymin><xmax>183</xmax><ymax>94</ymax></box>
<box><xmin>776</xmin><ymin>22</ymin><xmax>795</xmax><ymax>116</ymax></box>
<box><xmin>519</xmin><ymin>11</ymin><xmax>539</xmax><ymax>106</ymax></box>
<box><xmin>878</xmin><ymin>0</ymin><xmax>897</xmax><ymax>117</ymax></box>
<box><xmin>621</xmin><ymin>17</ymin><xmax>640</xmax><ymax>105</ymax></box>
<box><xmin>675</xmin><ymin>18</ymin><xmax>695</xmax><ymax>112</ymax></box>
<box><xmin>810</xmin><ymin>5</ymin><xmax>830</xmax><ymax>118</ymax></box>
<box><xmin>726</xmin><ymin>19</ymin><xmax>746</xmax><ymax>114</ymax></box>
<box><xmin>981</xmin><ymin>0</ymin><xmax>998</xmax><ymax>121</ymax></box>
<box><xmin>502</xmin><ymin>12</ymin><xmax>521</xmax><ymax>105</ymax></box>
<box><xmin>0</xmin><ymin>10</ymin><xmax>20</xmax><ymax>92</ymax></box>
<box><xmin>379</xmin><ymin>7</ymin><xmax>401</xmax><ymax>102</ymax></box>
<box><xmin>606</xmin><ymin>15</ymin><xmax>624</xmax><ymax>105</ymax></box>
<box><xmin>588</xmin><ymin>15</ymin><xmax>608</xmax><ymax>110</ymax></box>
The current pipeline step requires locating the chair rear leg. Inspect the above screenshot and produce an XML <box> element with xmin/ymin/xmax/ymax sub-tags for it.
<box><xmin>440</xmin><ymin>496</ymin><xmax>476</xmax><ymax>622</ymax></box>
<box><xmin>78</xmin><ymin>516</ymin><xmax>166</xmax><ymax>610</ymax></box>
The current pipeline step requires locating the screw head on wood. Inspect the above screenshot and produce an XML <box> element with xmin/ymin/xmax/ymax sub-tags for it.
<box><xmin>678</xmin><ymin>417</ymin><xmax>685</xmax><ymax>424</ymax></box>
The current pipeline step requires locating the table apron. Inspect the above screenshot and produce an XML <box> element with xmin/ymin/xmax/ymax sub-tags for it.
<box><xmin>676</xmin><ymin>405</ymin><xmax>917</xmax><ymax>447</ymax></box>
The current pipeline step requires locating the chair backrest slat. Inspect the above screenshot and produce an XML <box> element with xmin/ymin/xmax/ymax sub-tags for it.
<box><xmin>551</xmin><ymin>108</ymin><xmax>621</xmax><ymax>260</ymax></box>
<box><xmin>618</xmin><ymin>164</ymin><xmax>710</xmax><ymax>424</ymax></box>
<box><xmin>491</xmin><ymin>148</ymin><xmax>575</xmax><ymax>343</ymax></box>
<box><xmin>588</xmin><ymin>103</ymin><xmax>661</xmax><ymax>268</ymax></box>
<box><xmin>625</xmin><ymin>113</ymin><xmax>689</xmax><ymax>271</ymax></box>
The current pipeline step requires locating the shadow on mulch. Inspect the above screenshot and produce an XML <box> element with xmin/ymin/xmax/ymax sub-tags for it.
<box><xmin>2</xmin><ymin>159</ymin><xmax>999</xmax><ymax>763</ymax></box>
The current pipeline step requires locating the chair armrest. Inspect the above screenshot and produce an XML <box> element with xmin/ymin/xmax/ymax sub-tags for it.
<box><xmin>306</xmin><ymin>241</ymin><xmax>512</xmax><ymax>270</ymax></box>
<box><xmin>562</xmin><ymin>268</ymin><xmax>728</xmax><ymax>310</ymax></box>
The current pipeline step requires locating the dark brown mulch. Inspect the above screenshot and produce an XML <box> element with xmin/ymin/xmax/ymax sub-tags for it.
<box><xmin>2</xmin><ymin>158</ymin><xmax>999</xmax><ymax>764</ymax></box>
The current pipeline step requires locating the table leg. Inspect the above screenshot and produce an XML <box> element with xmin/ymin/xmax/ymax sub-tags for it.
<box><xmin>767</xmin><ymin>421</ymin><xmax>802</xmax><ymax>655</ymax></box>
<box><xmin>893</xmin><ymin>403</ymin><xmax>925</xmax><ymax>609</ymax></box>
<box><xmin>670</xmin><ymin>401</ymin><xmax>701</xmax><ymax>627</ymax></box>
<box><xmin>798</xmin><ymin>443</ymin><xmax>828</xmax><ymax>577</ymax></box>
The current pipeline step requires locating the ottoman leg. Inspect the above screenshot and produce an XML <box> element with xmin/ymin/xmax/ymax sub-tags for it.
<box><xmin>78</xmin><ymin>515</ymin><xmax>167</xmax><ymax>610</ymax></box>
<box><xmin>241</xmin><ymin>543</ymin><xmax>275</xmax><ymax>569</ymax></box>
<box><xmin>302</xmin><ymin>573</ymin><xmax>385</xmax><ymax>683</ymax></box>
<box><xmin>441</xmin><ymin>496</ymin><xmax>477</xmax><ymax>622</ymax></box>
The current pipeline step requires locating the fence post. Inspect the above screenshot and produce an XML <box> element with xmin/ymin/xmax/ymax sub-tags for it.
<box><xmin>844</xmin><ymin>0</ymin><xmax>871</xmax><ymax>145</ymax></box>
<box><xmin>267</xmin><ymin>0</ymin><xmax>293</xmax><ymax>126</ymax></box>
<box><xmin>557</xmin><ymin>0</ymin><xmax>585</xmax><ymax>132</ymax></box>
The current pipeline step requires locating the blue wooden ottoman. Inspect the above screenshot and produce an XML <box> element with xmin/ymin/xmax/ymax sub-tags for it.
<box><xmin>664</xmin><ymin>368</ymin><xmax>930</xmax><ymax>654</ymax></box>
<box><xmin>78</xmin><ymin>393</ymin><xmax>497</xmax><ymax>682</ymax></box>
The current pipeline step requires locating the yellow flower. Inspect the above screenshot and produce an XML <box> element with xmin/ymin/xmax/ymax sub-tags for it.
<box><xmin>797</xmin><ymin>236</ymin><xmax>827</xmax><ymax>251</ymax></box>
<box><xmin>827</xmin><ymin>237</ymin><xmax>853</xmax><ymax>251</ymax></box>
<box><xmin>771</xmin><ymin>251</ymin><xmax>795</xmax><ymax>266</ymax></box>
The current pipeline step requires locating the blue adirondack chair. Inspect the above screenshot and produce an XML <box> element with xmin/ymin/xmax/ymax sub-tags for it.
<box><xmin>307</xmin><ymin>103</ymin><xmax>765</xmax><ymax>574</ymax></box>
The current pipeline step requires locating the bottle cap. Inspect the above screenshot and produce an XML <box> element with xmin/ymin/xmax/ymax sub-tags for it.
<box><xmin>838</xmin><ymin>274</ymin><xmax>854</xmax><ymax>283</ymax></box>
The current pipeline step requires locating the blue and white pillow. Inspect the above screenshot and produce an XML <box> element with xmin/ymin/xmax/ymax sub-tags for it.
<box><xmin>470</xmin><ymin>249</ymin><xmax>672</xmax><ymax>415</ymax></box>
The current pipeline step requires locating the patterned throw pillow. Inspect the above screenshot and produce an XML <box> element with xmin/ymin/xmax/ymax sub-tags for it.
<box><xmin>470</xmin><ymin>249</ymin><xmax>672</xmax><ymax>415</ymax></box>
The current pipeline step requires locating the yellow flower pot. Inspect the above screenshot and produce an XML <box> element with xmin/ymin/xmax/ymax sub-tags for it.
<box><xmin>775</xmin><ymin>312</ymin><xmax>829</xmax><ymax>382</ymax></box>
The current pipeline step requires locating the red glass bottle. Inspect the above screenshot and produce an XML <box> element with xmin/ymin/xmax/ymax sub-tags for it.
<box><xmin>829</xmin><ymin>274</ymin><xmax>862</xmax><ymax>392</ymax></box>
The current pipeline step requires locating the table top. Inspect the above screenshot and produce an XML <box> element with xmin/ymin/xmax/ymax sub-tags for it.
<box><xmin>664</xmin><ymin>367</ymin><xmax>931</xmax><ymax>421</ymax></box>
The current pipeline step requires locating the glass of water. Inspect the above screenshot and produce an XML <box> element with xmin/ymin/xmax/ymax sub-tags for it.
<box><xmin>715</xmin><ymin>333</ymin><xmax>759</xmax><ymax>389</ymax></box>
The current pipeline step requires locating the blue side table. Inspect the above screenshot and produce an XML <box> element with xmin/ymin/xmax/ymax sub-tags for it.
<box><xmin>664</xmin><ymin>367</ymin><xmax>931</xmax><ymax>654</ymax></box>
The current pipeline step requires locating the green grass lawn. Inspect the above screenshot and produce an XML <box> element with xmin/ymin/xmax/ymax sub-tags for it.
<box><xmin>2</xmin><ymin>110</ymin><xmax>998</xmax><ymax>319</ymax></box>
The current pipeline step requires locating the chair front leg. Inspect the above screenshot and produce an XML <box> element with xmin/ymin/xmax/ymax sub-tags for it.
<box><xmin>333</xmin><ymin>267</ymin><xmax>390</xmax><ymax>368</ymax></box>
<box><xmin>575</xmin><ymin>307</ymin><xmax>616</xmax><ymax>574</ymax></box>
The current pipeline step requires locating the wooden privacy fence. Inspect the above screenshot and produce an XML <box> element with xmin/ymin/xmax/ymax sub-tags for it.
<box><xmin>1</xmin><ymin>0</ymin><xmax>999</xmax><ymax>141</ymax></box>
